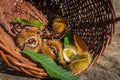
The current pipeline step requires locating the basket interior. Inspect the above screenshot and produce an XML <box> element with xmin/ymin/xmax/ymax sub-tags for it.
<box><xmin>0</xmin><ymin>0</ymin><xmax>116</xmax><ymax>78</ymax></box>
<box><xmin>28</xmin><ymin>0</ymin><xmax>115</xmax><ymax>58</ymax></box>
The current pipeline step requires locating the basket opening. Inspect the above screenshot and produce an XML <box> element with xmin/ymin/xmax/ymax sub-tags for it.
<box><xmin>27</xmin><ymin>0</ymin><xmax>115</xmax><ymax>58</ymax></box>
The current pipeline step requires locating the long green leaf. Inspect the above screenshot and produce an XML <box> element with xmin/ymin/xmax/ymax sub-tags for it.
<box><xmin>12</xmin><ymin>18</ymin><xmax>43</xmax><ymax>29</ymax></box>
<box><xmin>23</xmin><ymin>50</ymin><xmax>80</xmax><ymax>80</ymax></box>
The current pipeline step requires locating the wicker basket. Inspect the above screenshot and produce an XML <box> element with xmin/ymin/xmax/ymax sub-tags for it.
<box><xmin>0</xmin><ymin>0</ymin><xmax>119</xmax><ymax>78</ymax></box>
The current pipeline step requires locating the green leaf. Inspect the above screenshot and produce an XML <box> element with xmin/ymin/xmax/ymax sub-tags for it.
<box><xmin>23</xmin><ymin>50</ymin><xmax>80</xmax><ymax>80</ymax></box>
<box><xmin>64</xmin><ymin>36</ymin><xmax>69</xmax><ymax>47</ymax></box>
<box><xmin>12</xmin><ymin>18</ymin><xmax>43</xmax><ymax>29</ymax></box>
<box><xmin>64</xmin><ymin>33</ymin><xmax>74</xmax><ymax>47</ymax></box>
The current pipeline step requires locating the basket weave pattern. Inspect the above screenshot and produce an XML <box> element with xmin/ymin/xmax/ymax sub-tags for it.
<box><xmin>0</xmin><ymin>0</ymin><xmax>116</xmax><ymax>78</ymax></box>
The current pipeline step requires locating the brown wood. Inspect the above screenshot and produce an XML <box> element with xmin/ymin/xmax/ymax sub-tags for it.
<box><xmin>115</xmin><ymin>16</ymin><xmax>120</xmax><ymax>22</ymax></box>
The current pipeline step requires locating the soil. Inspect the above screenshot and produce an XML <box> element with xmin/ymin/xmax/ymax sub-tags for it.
<box><xmin>0</xmin><ymin>1</ymin><xmax>120</xmax><ymax>80</ymax></box>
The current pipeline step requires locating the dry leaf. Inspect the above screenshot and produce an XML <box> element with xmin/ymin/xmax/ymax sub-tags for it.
<box><xmin>74</xmin><ymin>34</ymin><xmax>88</xmax><ymax>54</ymax></box>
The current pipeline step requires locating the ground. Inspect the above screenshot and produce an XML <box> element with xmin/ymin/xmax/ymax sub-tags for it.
<box><xmin>0</xmin><ymin>1</ymin><xmax>120</xmax><ymax>80</ymax></box>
